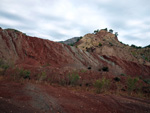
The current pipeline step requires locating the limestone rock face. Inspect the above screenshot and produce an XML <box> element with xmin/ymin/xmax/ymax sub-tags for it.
<box><xmin>76</xmin><ymin>29</ymin><xmax>150</xmax><ymax>65</ymax></box>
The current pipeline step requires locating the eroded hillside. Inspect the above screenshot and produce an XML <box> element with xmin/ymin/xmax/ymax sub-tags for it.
<box><xmin>0</xmin><ymin>27</ymin><xmax>150</xmax><ymax>113</ymax></box>
<box><xmin>0</xmin><ymin>28</ymin><xmax>150</xmax><ymax>78</ymax></box>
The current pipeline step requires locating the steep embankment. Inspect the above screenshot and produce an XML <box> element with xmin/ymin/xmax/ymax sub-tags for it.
<box><xmin>0</xmin><ymin>28</ymin><xmax>150</xmax><ymax>78</ymax></box>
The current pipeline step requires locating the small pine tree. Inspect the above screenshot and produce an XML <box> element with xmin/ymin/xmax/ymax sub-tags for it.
<box><xmin>109</xmin><ymin>29</ymin><xmax>113</xmax><ymax>33</ymax></box>
<box><xmin>115</xmin><ymin>32</ymin><xmax>118</xmax><ymax>37</ymax></box>
<box><xmin>104</xmin><ymin>28</ymin><xmax>108</xmax><ymax>31</ymax></box>
<box><xmin>94</xmin><ymin>29</ymin><xmax>99</xmax><ymax>34</ymax></box>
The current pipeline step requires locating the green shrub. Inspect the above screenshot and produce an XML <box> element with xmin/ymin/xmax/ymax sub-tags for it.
<box><xmin>37</xmin><ymin>71</ymin><xmax>47</xmax><ymax>81</ymax></box>
<box><xmin>143</xmin><ymin>79</ymin><xmax>150</xmax><ymax>84</ymax></box>
<box><xmin>77</xmin><ymin>36</ymin><xmax>83</xmax><ymax>42</ymax></box>
<box><xmin>127</xmin><ymin>77</ymin><xmax>139</xmax><ymax>94</ymax></box>
<box><xmin>80</xmin><ymin>69</ymin><xmax>87</xmax><ymax>73</ymax></box>
<box><xmin>120</xmin><ymin>73</ymin><xmax>126</xmax><ymax>76</ymax></box>
<box><xmin>109</xmin><ymin>29</ymin><xmax>113</xmax><ymax>33</ymax></box>
<box><xmin>102</xmin><ymin>67</ymin><xmax>109</xmax><ymax>72</ymax></box>
<box><xmin>120</xmin><ymin>41</ymin><xmax>123</xmax><ymax>44</ymax></box>
<box><xmin>94</xmin><ymin>77</ymin><xmax>110</xmax><ymax>93</ymax></box>
<box><xmin>144</xmin><ymin>45</ymin><xmax>150</xmax><ymax>48</ymax></box>
<box><xmin>145</xmin><ymin>57</ymin><xmax>150</xmax><ymax>62</ymax></box>
<box><xmin>94</xmin><ymin>80</ymin><xmax>103</xmax><ymax>93</ymax></box>
<box><xmin>139</xmin><ymin>76</ymin><xmax>142</xmax><ymax>80</ymax></box>
<box><xmin>131</xmin><ymin>44</ymin><xmax>142</xmax><ymax>49</ymax></box>
<box><xmin>114</xmin><ymin>77</ymin><xmax>120</xmax><ymax>82</ymax></box>
<box><xmin>0</xmin><ymin>68</ymin><xmax>4</xmax><ymax>75</ymax></box>
<box><xmin>131</xmin><ymin>44</ymin><xmax>136</xmax><ymax>48</ymax></box>
<box><xmin>1</xmin><ymin>65</ymin><xmax>9</xmax><ymax>70</ymax></box>
<box><xmin>115</xmin><ymin>32</ymin><xmax>118</xmax><ymax>37</ymax></box>
<box><xmin>68</xmin><ymin>72</ymin><xmax>80</xmax><ymax>86</ymax></box>
<box><xmin>42</xmin><ymin>63</ymin><xmax>51</xmax><ymax>67</ymax></box>
<box><xmin>87</xmin><ymin>66</ymin><xmax>91</xmax><ymax>70</ymax></box>
<box><xmin>131</xmin><ymin>52</ymin><xmax>136</xmax><ymax>56</ymax></box>
<box><xmin>0</xmin><ymin>59</ymin><xmax>9</xmax><ymax>75</ymax></box>
<box><xmin>94</xmin><ymin>29</ymin><xmax>99</xmax><ymax>34</ymax></box>
<box><xmin>99</xmin><ymin>43</ymin><xmax>102</xmax><ymax>47</ymax></box>
<box><xmin>109</xmin><ymin>42</ymin><xmax>113</xmax><ymax>46</ymax></box>
<box><xmin>69</xmin><ymin>44</ymin><xmax>74</xmax><ymax>46</ymax></box>
<box><xmin>0</xmin><ymin>59</ymin><xmax>9</xmax><ymax>69</ymax></box>
<box><xmin>19</xmin><ymin>69</ymin><xmax>30</xmax><ymax>79</ymax></box>
<box><xmin>14</xmin><ymin>29</ymin><xmax>20</xmax><ymax>32</ymax></box>
<box><xmin>40</xmin><ymin>71</ymin><xmax>47</xmax><ymax>81</ymax></box>
<box><xmin>103</xmin><ymin>28</ymin><xmax>108</xmax><ymax>31</ymax></box>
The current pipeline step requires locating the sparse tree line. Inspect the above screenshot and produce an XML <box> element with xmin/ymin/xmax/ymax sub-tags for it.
<box><xmin>94</xmin><ymin>28</ymin><xmax>118</xmax><ymax>37</ymax></box>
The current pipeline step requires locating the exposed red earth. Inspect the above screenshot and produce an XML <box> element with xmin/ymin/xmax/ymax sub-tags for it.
<box><xmin>0</xmin><ymin>29</ymin><xmax>150</xmax><ymax>77</ymax></box>
<box><xmin>0</xmin><ymin>28</ymin><xmax>150</xmax><ymax>112</ymax></box>
<box><xmin>0</xmin><ymin>28</ymin><xmax>150</xmax><ymax>77</ymax></box>
<box><xmin>0</xmin><ymin>78</ymin><xmax>150</xmax><ymax>113</ymax></box>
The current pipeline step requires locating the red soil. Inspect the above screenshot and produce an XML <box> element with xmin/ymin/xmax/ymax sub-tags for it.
<box><xmin>0</xmin><ymin>78</ymin><xmax>150</xmax><ymax>113</ymax></box>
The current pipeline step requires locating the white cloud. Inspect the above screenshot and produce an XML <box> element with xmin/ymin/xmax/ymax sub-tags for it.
<box><xmin>0</xmin><ymin>17</ymin><xmax>22</xmax><ymax>26</ymax></box>
<box><xmin>0</xmin><ymin>0</ymin><xmax>150</xmax><ymax>46</ymax></box>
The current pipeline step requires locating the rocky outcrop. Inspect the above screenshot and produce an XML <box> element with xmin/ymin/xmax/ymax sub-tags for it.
<box><xmin>77</xmin><ymin>30</ymin><xmax>150</xmax><ymax>65</ymax></box>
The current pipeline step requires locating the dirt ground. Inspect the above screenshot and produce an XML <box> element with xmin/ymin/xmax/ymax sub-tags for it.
<box><xmin>0</xmin><ymin>78</ymin><xmax>150</xmax><ymax>113</ymax></box>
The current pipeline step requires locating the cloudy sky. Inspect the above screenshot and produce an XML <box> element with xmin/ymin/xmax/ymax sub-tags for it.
<box><xmin>0</xmin><ymin>0</ymin><xmax>150</xmax><ymax>46</ymax></box>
